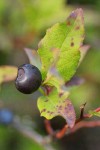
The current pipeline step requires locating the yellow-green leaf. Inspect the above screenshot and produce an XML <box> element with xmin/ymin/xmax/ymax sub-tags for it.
<box><xmin>37</xmin><ymin>88</ymin><xmax>75</xmax><ymax>128</ymax></box>
<box><xmin>0</xmin><ymin>66</ymin><xmax>17</xmax><ymax>84</ymax></box>
<box><xmin>38</xmin><ymin>8</ymin><xmax>85</xmax><ymax>81</ymax></box>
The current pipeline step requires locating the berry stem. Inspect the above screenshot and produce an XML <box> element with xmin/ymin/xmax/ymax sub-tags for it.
<box><xmin>38</xmin><ymin>87</ymin><xmax>45</xmax><ymax>95</ymax></box>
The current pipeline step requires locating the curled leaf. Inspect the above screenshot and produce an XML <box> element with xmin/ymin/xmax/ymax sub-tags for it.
<box><xmin>24</xmin><ymin>48</ymin><xmax>42</xmax><ymax>70</ymax></box>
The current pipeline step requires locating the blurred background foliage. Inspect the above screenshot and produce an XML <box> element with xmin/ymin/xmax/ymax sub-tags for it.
<box><xmin>0</xmin><ymin>0</ymin><xmax>100</xmax><ymax>150</ymax></box>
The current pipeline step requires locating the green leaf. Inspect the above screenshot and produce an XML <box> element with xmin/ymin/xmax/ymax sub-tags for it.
<box><xmin>89</xmin><ymin>110</ymin><xmax>100</xmax><ymax>117</ymax></box>
<box><xmin>42</xmin><ymin>48</ymin><xmax>64</xmax><ymax>90</ymax></box>
<box><xmin>38</xmin><ymin>8</ymin><xmax>85</xmax><ymax>81</ymax></box>
<box><xmin>37</xmin><ymin>88</ymin><xmax>76</xmax><ymax>128</ymax></box>
<box><xmin>43</xmin><ymin>69</ymin><xmax>63</xmax><ymax>91</ymax></box>
<box><xmin>0</xmin><ymin>66</ymin><xmax>17</xmax><ymax>84</ymax></box>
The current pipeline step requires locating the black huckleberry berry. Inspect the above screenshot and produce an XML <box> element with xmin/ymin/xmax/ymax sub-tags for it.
<box><xmin>0</xmin><ymin>109</ymin><xmax>13</xmax><ymax>125</ymax></box>
<box><xmin>15</xmin><ymin>64</ymin><xmax>42</xmax><ymax>94</ymax></box>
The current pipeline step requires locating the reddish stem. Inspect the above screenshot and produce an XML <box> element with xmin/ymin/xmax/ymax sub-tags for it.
<box><xmin>55</xmin><ymin>124</ymin><xmax>68</xmax><ymax>139</ymax></box>
<box><xmin>71</xmin><ymin>120</ymin><xmax>100</xmax><ymax>133</ymax></box>
<box><xmin>44</xmin><ymin>84</ymin><xmax>100</xmax><ymax>139</ymax></box>
<box><xmin>83</xmin><ymin>107</ymin><xmax>100</xmax><ymax>118</ymax></box>
<box><xmin>44</xmin><ymin>106</ymin><xmax>100</xmax><ymax>139</ymax></box>
<box><xmin>44</xmin><ymin>119</ymin><xmax>54</xmax><ymax>136</ymax></box>
<box><xmin>45</xmin><ymin>86</ymin><xmax>53</xmax><ymax>95</ymax></box>
<box><xmin>94</xmin><ymin>107</ymin><xmax>100</xmax><ymax>112</ymax></box>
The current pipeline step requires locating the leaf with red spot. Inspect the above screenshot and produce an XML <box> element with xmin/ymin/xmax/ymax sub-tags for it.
<box><xmin>38</xmin><ymin>8</ymin><xmax>85</xmax><ymax>82</ymax></box>
<box><xmin>38</xmin><ymin>88</ymin><xmax>76</xmax><ymax>128</ymax></box>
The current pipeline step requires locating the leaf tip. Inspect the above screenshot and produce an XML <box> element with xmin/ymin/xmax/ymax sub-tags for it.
<box><xmin>75</xmin><ymin>8</ymin><xmax>84</xmax><ymax>16</ymax></box>
<box><xmin>69</xmin><ymin>8</ymin><xmax>84</xmax><ymax>27</ymax></box>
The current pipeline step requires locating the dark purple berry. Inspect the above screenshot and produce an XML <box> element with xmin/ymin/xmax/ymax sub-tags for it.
<box><xmin>15</xmin><ymin>64</ymin><xmax>42</xmax><ymax>94</ymax></box>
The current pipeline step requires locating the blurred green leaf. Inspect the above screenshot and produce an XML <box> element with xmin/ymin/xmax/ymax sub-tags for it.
<box><xmin>79</xmin><ymin>49</ymin><xmax>100</xmax><ymax>83</ymax></box>
<box><xmin>0</xmin><ymin>0</ymin><xmax>71</xmax><ymax>51</ymax></box>
<box><xmin>0</xmin><ymin>66</ymin><xmax>17</xmax><ymax>84</ymax></box>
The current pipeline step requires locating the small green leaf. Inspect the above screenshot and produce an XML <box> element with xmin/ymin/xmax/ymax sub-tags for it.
<box><xmin>38</xmin><ymin>8</ymin><xmax>84</xmax><ymax>81</ymax></box>
<box><xmin>0</xmin><ymin>66</ymin><xmax>17</xmax><ymax>84</ymax></box>
<box><xmin>43</xmin><ymin>70</ymin><xmax>63</xmax><ymax>91</ymax></box>
<box><xmin>43</xmin><ymin>52</ymin><xmax>64</xmax><ymax>90</ymax></box>
<box><xmin>89</xmin><ymin>110</ymin><xmax>100</xmax><ymax>117</ymax></box>
<box><xmin>37</xmin><ymin>88</ymin><xmax>75</xmax><ymax>128</ymax></box>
